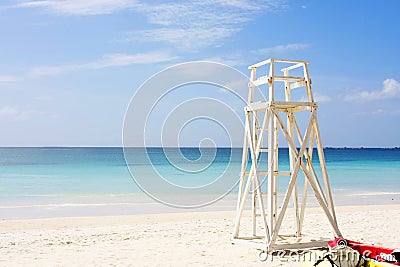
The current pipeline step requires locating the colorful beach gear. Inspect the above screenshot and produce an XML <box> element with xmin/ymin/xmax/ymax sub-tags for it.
<box><xmin>327</xmin><ymin>238</ymin><xmax>400</xmax><ymax>266</ymax></box>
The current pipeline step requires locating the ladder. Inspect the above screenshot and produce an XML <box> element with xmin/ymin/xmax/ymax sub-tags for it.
<box><xmin>231</xmin><ymin>58</ymin><xmax>342</xmax><ymax>252</ymax></box>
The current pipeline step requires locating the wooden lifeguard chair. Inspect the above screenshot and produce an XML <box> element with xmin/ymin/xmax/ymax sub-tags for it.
<box><xmin>231</xmin><ymin>58</ymin><xmax>342</xmax><ymax>252</ymax></box>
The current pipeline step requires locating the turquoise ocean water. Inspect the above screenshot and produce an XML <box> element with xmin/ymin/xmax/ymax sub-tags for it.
<box><xmin>0</xmin><ymin>147</ymin><xmax>399</xmax><ymax>219</ymax></box>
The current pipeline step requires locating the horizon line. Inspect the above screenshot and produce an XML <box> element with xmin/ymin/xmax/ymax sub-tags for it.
<box><xmin>0</xmin><ymin>146</ymin><xmax>399</xmax><ymax>149</ymax></box>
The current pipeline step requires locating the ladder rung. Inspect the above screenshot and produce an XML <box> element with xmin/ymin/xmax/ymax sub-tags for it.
<box><xmin>274</xmin><ymin>76</ymin><xmax>305</xmax><ymax>82</ymax></box>
<box><xmin>289</xmin><ymin>80</ymin><xmax>306</xmax><ymax>90</ymax></box>
<box><xmin>251</xmin><ymin>75</ymin><xmax>305</xmax><ymax>87</ymax></box>
<box><xmin>243</xmin><ymin>170</ymin><xmax>293</xmax><ymax>177</ymax></box>
<box><xmin>248</xmin><ymin>58</ymin><xmax>309</xmax><ymax>69</ymax></box>
<box><xmin>273</xmin><ymin>171</ymin><xmax>291</xmax><ymax>176</ymax></box>
<box><xmin>251</xmin><ymin>76</ymin><xmax>269</xmax><ymax>86</ymax></box>
<box><xmin>247</xmin><ymin>101</ymin><xmax>268</xmax><ymax>111</ymax></box>
<box><xmin>247</xmin><ymin>101</ymin><xmax>316</xmax><ymax>112</ymax></box>
<box><xmin>260</xmin><ymin>148</ymin><xmax>268</xmax><ymax>152</ymax></box>
<box><xmin>248</xmin><ymin>59</ymin><xmax>272</xmax><ymax>69</ymax></box>
<box><xmin>280</xmin><ymin>62</ymin><xmax>304</xmax><ymax>72</ymax></box>
<box><xmin>244</xmin><ymin>171</ymin><xmax>269</xmax><ymax>176</ymax></box>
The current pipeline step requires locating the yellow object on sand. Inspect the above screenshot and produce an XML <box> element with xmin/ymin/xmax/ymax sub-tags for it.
<box><xmin>366</xmin><ymin>259</ymin><xmax>397</xmax><ymax>267</ymax></box>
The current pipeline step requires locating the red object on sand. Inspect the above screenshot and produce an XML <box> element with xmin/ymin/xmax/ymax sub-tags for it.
<box><xmin>328</xmin><ymin>238</ymin><xmax>400</xmax><ymax>265</ymax></box>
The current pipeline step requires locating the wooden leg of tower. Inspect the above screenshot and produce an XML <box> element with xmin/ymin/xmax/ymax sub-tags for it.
<box><xmin>252</xmin><ymin>110</ymin><xmax>258</xmax><ymax>236</ymax></box>
<box><xmin>252</xmin><ymin>109</ymin><xmax>271</xmax><ymax>238</ymax></box>
<box><xmin>236</xmin><ymin>111</ymin><xmax>250</xmax><ymax>215</ymax></box>
<box><xmin>233</xmin><ymin>112</ymin><xmax>252</xmax><ymax>238</ymax></box>
<box><xmin>252</xmin><ymin>183</ymin><xmax>257</xmax><ymax>236</ymax></box>
<box><xmin>273</xmin><ymin>112</ymin><xmax>279</xmax><ymax>227</ymax></box>
<box><xmin>283</xmin><ymin>71</ymin><xmax>299</xmax><ymax>237</ymax></box>
<box><xmin>299</xmin><ymin>130</ymin><xmax>314</xmax><ymax>234</ymax></box>
<box><xmin>233</xmin><ymin>160</ymin><xmax>247</xmax><ymax>238</ymax></box>
<box><xmin>253</xmin><ymin>166</ymin><xmax>270</xmax><ymax>244</ymax></box>
<box><xmin>246</xmin><ymin>112</ymin><xmax>270</xmax><ymax>241</ymax></box>
<box><xmin>255</xmin><ymin>109</ymin><xmax>271</xmax><ymax>242</ymax></box>
<box><xmin>288</xmin><ymin>112</ymin><xmax>300</xmax><ymax>237</ymax></box>
<box><xmin>267</xmin><ymin>108</ymin><xmax>275</xmax><ymax>238</ymax></box>
<box><xmin>303</xmin><ymin>63</ymin><xmax>314</xmax><ymax>102</ymax></box>
<box><xmin>233</xmin><ymin>160</ymin><xmax>257</xmax><ymax>239</ymax></box>
<box><xmin>313</xmin><ymin>113</ymin><xmax>339</xmax><ymax>229</ymax></box>
<box><xmin>293</xmin><ymin>167</ymin><xmax>300</xmax><ymax>237</ymax></box>
<box><xmin>299</xmin><ymin>177</ymin><xmax>308</xmax><ymax>235</ymax></box>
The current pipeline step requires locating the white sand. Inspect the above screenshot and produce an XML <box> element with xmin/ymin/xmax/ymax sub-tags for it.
<box><xmin>1</xmin><ymin>205</ymin><xmax>399</xmax><ymax>266</ymax></box>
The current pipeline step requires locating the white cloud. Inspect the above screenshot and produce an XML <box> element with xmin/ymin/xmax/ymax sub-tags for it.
<box><xmin>344</xmin><ymin>78</ymin><xmax>400</xmax><ymax>101</ymax></box>
<box><xmin>255</xmin><ymin>43</ymin><xmax>310</xmax><ymax>54</ymax></box>
<box><xmin>121</xmin><ymin>0</ymin><xmax>286</xmax><ymax>50</ymax></box>
<box><xmin>131</xmin><ymin>27</ymin><xmax>240</xmax><ymax>50</ymax></box>
<box><xmin>0</xmin><ymin>106</ymin><xmax>38</xmax><ymax>120</ymax></box>
<box><xmin>0</xmin><ymin>75</ymin><xmax>18</xmax><ymax>83</ymax></box>
<box><xmin>14</xmin><ymin>0</ymin><xmax>287</xmax><ymax>50</ymax></box>
<box><xmin>140</xmin><ymin>1</ymin><xmax>259</xmax><ymax>27</ymax></box>
<box><xmin>353</xmin><ymin>109</ymin><xmax>400</xmax><ymax>116</ymax></box>
<box><xmin>0</xmin><ymin>106</ymin><xmax>18</xmax><ymax>116</ymax></box>
<box><xmin>15</xmin><ymin>0</ymin><xmax>138</xmax><ymax>15</ymax></box>
<box><xmin>28</xmin><ymin>51</ymin><xmax>178</xmax><ymax>77</ymax></box>
<box><xmin>213</xmin><ymin>0</ymin><xmax>260</xmax><ymax>10</ymax></box>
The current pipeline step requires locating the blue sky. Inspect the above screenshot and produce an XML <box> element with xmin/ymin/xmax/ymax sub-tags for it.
<box><xmin>0</xmin><ymin>0</ymin><xmax>399</xmax><ymax>147</ymax></box>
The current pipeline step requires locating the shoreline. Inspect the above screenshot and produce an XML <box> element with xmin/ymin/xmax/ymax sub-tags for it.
<box><xmin>1</xmin><ymin>191</ymin><xmax>399</xmax><ymax>220</ymax></box>
<box><xmin>2</xmin><ymin>204</ymin><xmax>400</xmax><ymax>225</ymax></box>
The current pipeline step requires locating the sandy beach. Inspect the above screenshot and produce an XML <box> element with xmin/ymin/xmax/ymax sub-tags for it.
<box><xmin>1</xmin><ymin>204</ymin><xmax>399</xmax><ymax>266</ymax></box>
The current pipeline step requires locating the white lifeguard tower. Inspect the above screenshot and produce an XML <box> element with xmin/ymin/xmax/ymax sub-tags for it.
<box><xmin>232</xmin><ymin>58</ymin><xmax>342</xmax><ymax>252</ymax></box>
